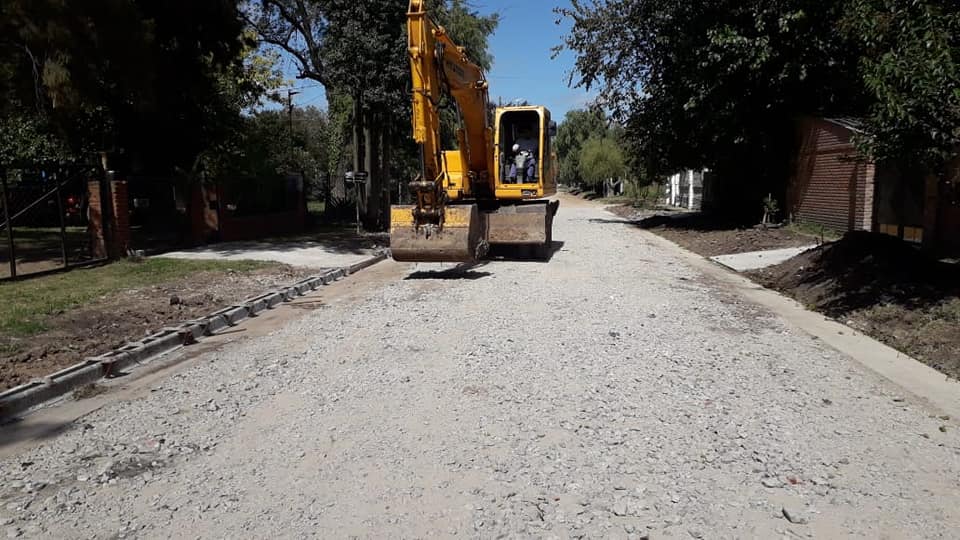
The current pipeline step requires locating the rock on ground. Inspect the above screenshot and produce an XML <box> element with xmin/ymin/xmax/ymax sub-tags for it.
<box><xmin>1</xmin><ymin>194</ymin><xmax>959</xmax><ymax>538</ymax></box>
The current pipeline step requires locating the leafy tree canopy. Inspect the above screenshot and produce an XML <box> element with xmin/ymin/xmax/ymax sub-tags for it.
<box><xmin>843</xmin><ymin>0</ymin><xmax>960</xmax><ymax>170</ymax></box>
<box><xmin>559</xmin><ymin>0</ymin><xmax>960</xmax><ymax>182</ymax></box>
<box><xmin>0</xmin><ymin>0</ymin><xmax>264</xmax><ymax>174</ymax></box>
<box><xmin>428</xmin><ymin>0</ymin><xmax>500</xmax><ymax>72</ymax></box>
<box><xmin>578</xmin><ymin>136</ymin><xmax>626</xmax><ymax>189</ymax></box>
<box><xmin>559</xmin><ymin>0</ymin><xmax>864</xmax><ymax>182</ymax></box>
<box><xmin>555</xmin><ymin>108</ymin><xmax>608</xmax><ymax>185</ymax></box>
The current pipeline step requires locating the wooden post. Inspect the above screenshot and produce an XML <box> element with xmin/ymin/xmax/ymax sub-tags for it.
<box><xmin>365</xmin><ymin>110</ymin><xmax>381</xmax><ymax>230</ymax></box>
<box><xmin>1</xmin><ymin>171</ymin><xmax>16</xmax><ymax>278</ymax></box>
<box><xmin>55</xmin><ymin>171</ymin><xmax>68</xmax><ymax>266</ymax></box>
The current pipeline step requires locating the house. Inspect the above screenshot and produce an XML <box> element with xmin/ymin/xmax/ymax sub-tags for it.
<box><xmin>787</xmin><ymin>117</ymin><xmax>959</xmax><ymax>253</ymax></box>
<box><xmin>666</xmin><ymin>170</ymin><xmax>710</xmax><ymax>210</ymax></box>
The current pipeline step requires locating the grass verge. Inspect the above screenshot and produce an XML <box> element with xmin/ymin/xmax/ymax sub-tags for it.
<box><xmin>0</xmin><ymin>258</ymin><xmax>275</xmax><ymax>338</ymax></box>
<box><xmin>784</xmin><ymin>221</ymin><xmax>843</xmax><ymax>242</ymax></box>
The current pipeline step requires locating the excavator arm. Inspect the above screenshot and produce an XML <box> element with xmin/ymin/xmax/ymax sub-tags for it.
<box><xmin>407</xmin><ymin>0</ymin><xmax>493</xmax><ymax>193</ymax></box>
<box><xmin>391</xmin><ymin>0</ymin><xmax>494</xmax><ymax>262</ymax></box>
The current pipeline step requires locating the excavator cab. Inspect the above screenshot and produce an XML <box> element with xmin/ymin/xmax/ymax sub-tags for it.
<box><xmin>494</xmin><ymin>107</ymin><xmax>557</xmax><ymax>198</ymax></box>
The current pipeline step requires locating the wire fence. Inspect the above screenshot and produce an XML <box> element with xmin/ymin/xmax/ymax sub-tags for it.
<box><xmin>0</xmin><ymin>166</ymin><xmax>102</xmax><ymax>280</ymax></box>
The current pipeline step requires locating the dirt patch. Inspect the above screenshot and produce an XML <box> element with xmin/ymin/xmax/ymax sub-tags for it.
<box><xmin>749</xmin><ymin>231</ymin><xmax>960</xmax><ymax>379</ymax></box>
<box><xmin>608</xmin><ymin>204</ymin><xmax>821</xmax><ymax>257</ymax></box>
<box><xmin>0</xmin><ymin>264</ymin><xmax>315</xmax><ymax>391</ymax></box>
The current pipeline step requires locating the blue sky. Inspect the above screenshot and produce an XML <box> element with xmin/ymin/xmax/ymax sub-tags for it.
<box><xmin>279</xmin><ymin>1</ymin><xmax>593</xmax><ymax>120</ymax></box>
<box><xmin>483</xmin><ymin>0</ymin><xmax>595</xmax><ymax>118</ymax></box>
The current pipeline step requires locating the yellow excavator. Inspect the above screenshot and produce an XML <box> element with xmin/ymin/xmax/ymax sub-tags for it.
<box><xmin>390</xmin><ymin>0</ymin><xmax>560</xmax><ymax>262</ymax></box>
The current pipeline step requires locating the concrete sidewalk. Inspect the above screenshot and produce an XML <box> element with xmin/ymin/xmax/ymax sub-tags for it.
<box><xmin>710</xmin><ymin>244</ymin><xmax>817</xmax><ymax>271</ymax></box>
<box><xmin>160</xmin><ymin>236</ymin><xmax>384</xmax><ymax>269</ymax></box>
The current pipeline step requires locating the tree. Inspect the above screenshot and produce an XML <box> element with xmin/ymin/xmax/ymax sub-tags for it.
<box><xmin>843</xmin><ymin>0</ymin><xmax>960</xmax><ymax>172</ymax></box>
<box><xmin>0</xmin><ymin>0</ymin><xmax>259</xmax><ymax>175</ymax></box>
<box><xmin>427</xmin><ymin>0</ymin><xmax>499</xmax><ymax>149</ymax></box>
<box><xmin>428</xmin><ymin>0</ymin><xmax>499</xmax><ymax>71</ymax></box>
<box><xmin>248</xmin><ymin>0</ymin><xmax>499</xmax><ymax>229</ymax></box>
<box><xmin>558</xmin><ymin>0</ymin><xmax>866</xmax><ymax>209</ymax></box>
<box><xmin>578</xmin><ymin>136</ymin><xmax>625</xmax><ymax>190</ymax></box>
<box><xmin>555</xmin><ymin>108</ymin><xmax>608</xmax><ymax>186</ymax></box>
<box><xmin>250</xmin><ymin>0</ymin><xmax>408</xmax><ymax>229</ymax></box>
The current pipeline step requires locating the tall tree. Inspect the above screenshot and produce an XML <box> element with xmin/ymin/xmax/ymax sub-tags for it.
<box><xmin>558</xmin><ymin>0</ymin><xmax>866</xmax><ymax>208</ymax></box>
<box><xmin>555</xmin><ymin>108</ymin><xmax>608</xmax><ymax>186</ymax></box>
<box><xmin>250</xmin><ymin>0</ymin><xmax>406</xmax><ymax>229</ymax></box>
<box><xmin>843</xmin><ymin>0</ymin><xmax>960</xmax><ymax>171</ymax></box>
<box><xmin>578</xmin><ymin>136</ymin><xmax>626</xmax><ymax>190</ymax></box>
<box><xmin>428</xmin><ymin>0</ymin><xmax>499</xmax><ymax>149</ymax></box>
<box><xmin>248</xmin><ymin>0</ymin><xmax>498</xmax><ymax>229</ymax></box>
<box><xmin>0</xmin><ymin>0</ymin><xmax>255</xmax><ymax>173</ymax></box>
<box><xmin>428</xmin><ymin>0</ymin><xmax>499</xmax><ymax>71</ymax></box>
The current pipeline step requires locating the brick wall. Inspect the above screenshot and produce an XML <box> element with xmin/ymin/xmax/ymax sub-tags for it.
<box><xmin>87</xmin><ymin>180</ymin><xmax>107</xmax><ymax>259</ymax></box>
<box><xmin>189</xmin><ymin>183</ymin><xmax>220</xmax><ymax>245</ymax></box>
<box><xmin>787</xmin><ymin>118</ymin><xmax>876</xmax><ymax>232</ymax></box>
<box><xmin>111</xmin><ymin>180</ymin><xmax>130</xmax><ymax>255</ymax></box>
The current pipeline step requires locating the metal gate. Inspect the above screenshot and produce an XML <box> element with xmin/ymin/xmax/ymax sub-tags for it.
<box><xmin>0</xmin><ymin>166</ymin><xmax>106</xmax><ymax>280</ymax></box>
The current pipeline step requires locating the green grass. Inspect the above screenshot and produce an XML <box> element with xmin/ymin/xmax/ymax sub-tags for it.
<box><xmin>307</xmin><ymin>200</ymin><xmax>326</xmax><ymax>214</ymax></box>
<box><xmin>0</xmin><ymin>257</ymin><xmax>275</xmax><ymax>338</ymax></box>
<box><xmin>786</xmin><ymin>221</ymin><xmax>843</xmax><ymax>241</ymax></box>
<box><xmin>6</xmin><ymin>226</ymin><xmax>87</xmax><ymax>246</ymax></box>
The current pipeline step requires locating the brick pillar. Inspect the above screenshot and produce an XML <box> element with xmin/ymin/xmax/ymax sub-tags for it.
<box><xmin>87</xmin><ymin>179</ymin><xmax>131</xmax><ymax>259</ymax></box>
<box><xmin>87</xmin><ymin>180</ymin><xmax>107</xmax><ymax>259</ymax></box>
<box><xmin>110</xmin><ymin>180</ymin><xmax>130</xmax><ymax>256</ymax></box>
<box><xmin>862</xmin><ymin>162</ymin><xmax>877</xmax><ymax>231</ymax></box>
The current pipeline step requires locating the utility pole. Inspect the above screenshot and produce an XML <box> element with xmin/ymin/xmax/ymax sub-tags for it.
<box><xmin>287</xmin><ymin>89</ymin><xmax>300</xmax><ymax>170</ymax></box>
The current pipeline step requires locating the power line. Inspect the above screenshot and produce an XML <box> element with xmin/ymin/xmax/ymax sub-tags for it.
<box><xmin>274</xmin><ymin>83</ymin><xmax>323</xmax><ymax>92</ymax></box>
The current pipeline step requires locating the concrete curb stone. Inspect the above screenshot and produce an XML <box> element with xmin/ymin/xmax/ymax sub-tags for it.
<box><xmin>0</xmin><ymin>249</ymin><xmax>388</xmax><ymax>420</ymax></box>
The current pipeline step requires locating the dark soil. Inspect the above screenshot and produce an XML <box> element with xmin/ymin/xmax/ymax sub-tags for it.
<box><xmin>0</xmin><ymin>265</ymin><xmax>315</xmax><ymax>391</ymax></box>
<box><xmin>607</xmin><ymin>204</ymin><xmax>821</xmax><ymax>257</ymax></box>
<box><xmin>749</xmin><ymin>231</ymin><xmax>960</xmax><ymax>379</ymax></box>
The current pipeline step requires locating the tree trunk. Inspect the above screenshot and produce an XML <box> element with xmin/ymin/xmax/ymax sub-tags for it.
<box><xmin>352</xmin><ymin>91</ymin><xmax>365</xmax><ymax>211</ymax></box>
<box><xmin>363</xmin><ymin>110</ymin><xmax>380</xmax><ymax>230</ymax></box>
<box><xmin>380</xmin><ymin>118</ymin><xmax>392</xmax><ymax>227</ymax></box>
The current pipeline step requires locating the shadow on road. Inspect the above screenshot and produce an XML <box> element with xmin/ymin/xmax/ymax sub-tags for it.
<box><xmin>0</xmin><ymin>418</ymin><xmax>76</xmax><ymax>451</ymax></box>
<box><xmin>405</xmin><ymin>261</ymin><xmax>492</xmax><ymax>281</ymax></box>
<box><xmin>588</xmin><ymin>213</ymin><xmax>731</xmax><ymax>231</ymax></box>
<box><xmin>488</xmin><ymin>240</ymin><xmax>565</xmax><ymax>262</ymax></box>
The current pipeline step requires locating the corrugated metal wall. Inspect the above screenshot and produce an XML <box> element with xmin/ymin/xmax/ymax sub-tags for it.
<box><xmin>788</xmin><ymin>119</ymin><xmax>874</xmax><ymax>232</ymax></box>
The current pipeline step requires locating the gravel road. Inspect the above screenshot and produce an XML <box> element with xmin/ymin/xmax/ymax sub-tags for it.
<box><xmin>1</xmin><ymin>194</ymin><xmax>959</xmax><ymax>539</ymax></box>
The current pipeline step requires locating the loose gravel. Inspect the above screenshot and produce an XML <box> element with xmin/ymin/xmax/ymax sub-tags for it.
<box><xmin>1</xmin><ymin>195</ymin><xmax>959</xmax><ymax>539</ymax></box>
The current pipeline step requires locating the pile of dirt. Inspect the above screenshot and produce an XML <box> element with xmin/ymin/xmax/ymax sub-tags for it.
<box><xmin>608</xmin><ymin>204</ymin><xmax>820</xmax><ymax>257</ymax></box>
<box><xmin>0</xmin><ymin>265</ymin><xmax>315</xmax><ymax>391</ymax></box>
<box><xmin>750</xmin><ymin>231</ymin><xmax>960</xmax><ymax>379</ymax></box>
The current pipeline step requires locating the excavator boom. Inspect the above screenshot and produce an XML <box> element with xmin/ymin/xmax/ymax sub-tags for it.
<box><xmin>392</xmin><ymin>0</ymin><xmax>490</xmax><ymax>262</ymax></box>
<box><xmin>391</xmin><ymin>0</ymin><xmax>558</xmax><ymax>263</ymax></box>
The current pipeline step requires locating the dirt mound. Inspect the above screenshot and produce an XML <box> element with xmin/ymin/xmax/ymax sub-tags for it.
<box><xmin>753</xmin><ymin>231</ymin><xmax>952</xmax><ymax>316</ymax></box>
<box><xmin>608</xmin><ymin>204</ymin><xmax>820</xmax><ymax>257</ymax></box>
<box><xmin>751</xmin><ymin>231</ymin><xmax>960</xmax><ymax>379</ymax></box>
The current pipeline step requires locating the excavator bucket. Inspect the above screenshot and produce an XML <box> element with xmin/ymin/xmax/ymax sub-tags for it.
<box><xmin>390</xmin><ymin>204</ymin><xmax>486</xmax><ymax>262</ymax></box>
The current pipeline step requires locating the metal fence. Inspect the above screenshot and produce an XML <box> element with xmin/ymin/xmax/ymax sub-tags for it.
<box><xmin>0</xmin><ymin>166</ymin><xmax>103</xmax><ymax>280</ymax></box>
